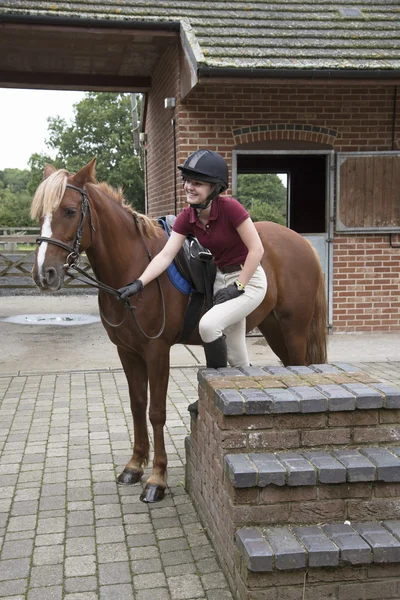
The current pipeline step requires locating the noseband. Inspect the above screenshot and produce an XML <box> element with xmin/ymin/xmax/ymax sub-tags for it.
<box><xmin>36</xmin><ymin>183</ymin><xmax>95</xmax><ymax>266</ymax></box>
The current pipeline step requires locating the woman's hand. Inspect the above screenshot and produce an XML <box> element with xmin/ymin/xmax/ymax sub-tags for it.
<box><xmin>213</xmin><ymin>283</ymin><xmax>244</xmax><ymax>305</ymax></box>
<box><xmin>118</xmin><ymin>279</ymin><xmax>143</xmax><ymax>300</ymax></box>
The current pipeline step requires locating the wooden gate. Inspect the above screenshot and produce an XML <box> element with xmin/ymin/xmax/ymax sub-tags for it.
<box><xmin>0</xmin><ymin>227</ymin><xmax>93</xmax><ymax>289</ymax></box>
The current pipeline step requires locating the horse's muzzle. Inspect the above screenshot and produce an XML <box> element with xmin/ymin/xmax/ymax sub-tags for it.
<box><xmin>32</xmin><ymin>264</ymin><xmax>65</xmax><ymax>292</ymax></box>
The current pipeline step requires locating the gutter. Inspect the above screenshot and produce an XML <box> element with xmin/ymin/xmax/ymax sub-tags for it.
<box><xmin>198</xmin><ymin>66</ymin><xmax>400</xmax><ymax>81</ymax></box>
<box><xmin>0</xmin><ymin>12</ymin><xmax>181</xmax><ymax>32</ymax></box>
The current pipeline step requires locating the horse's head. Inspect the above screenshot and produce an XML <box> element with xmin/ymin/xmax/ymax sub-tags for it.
<box><xmin>31</xmin><ymin>158</ymin><xmax>97</xmax><ymax>292</ymax></box>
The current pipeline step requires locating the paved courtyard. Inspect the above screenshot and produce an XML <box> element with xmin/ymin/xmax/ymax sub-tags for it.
<box><xmin>0</xmin><ymin>367</ymin><xmax>236</xmax><ymax>600</ymax></box>
<box><xmin>2</xmin><ymin>296</ymin><xmax>400</xmax><ymax>599</ymax></box>
<box><xmin>2</xmin><ymin>361</ymin><xmax>400</xmax><ymax>600</ymax></box>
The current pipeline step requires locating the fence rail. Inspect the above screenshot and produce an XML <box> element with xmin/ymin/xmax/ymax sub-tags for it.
<box><xmin>0</xmin><ymin>227</ymin><xmax>92</xmax><ymax>289</ymax></box>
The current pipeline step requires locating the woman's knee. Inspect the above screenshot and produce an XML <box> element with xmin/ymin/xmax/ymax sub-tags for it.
<box><xmin>199</xmin><ymin>314</ymin><xmax>222</xmax><ymax>343</ymax></box>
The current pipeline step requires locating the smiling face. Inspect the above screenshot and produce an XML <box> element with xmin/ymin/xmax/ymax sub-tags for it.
<box><xmin>183</xmin><ymin>178</ymin><xmax>215</xmax><ymax>206</ymax></box>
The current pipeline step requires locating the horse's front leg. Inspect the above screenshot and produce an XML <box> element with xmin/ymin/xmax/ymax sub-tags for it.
<box><xmin>140</xmin><ymin>341</ymin><xmax>170</xmax><ymax>503</ymax></box>
<box><xmin>116</xmin><ymin>347</ymin><xmax>149</xmax><ymax>485</ymax></box>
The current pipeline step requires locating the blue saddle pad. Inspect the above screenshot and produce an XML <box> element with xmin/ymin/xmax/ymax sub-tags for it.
<box><xmin>159</xmin><ymin>219</ymin><xmax>194</xmax><ymax>295</ymax></box>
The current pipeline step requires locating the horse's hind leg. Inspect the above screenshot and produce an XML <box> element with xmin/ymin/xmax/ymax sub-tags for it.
<box><xmin>116</xmin><ymin>348</ymin><xmax>149</xmax><ymax>485</ymax></box>
<box><xmin>258</xmin><ymin>311</ymin><xmax>310</xmax><ymax>366</ymax></box>
<box><xmin>257</xmin><ymin>312</ymin><xmax>290</xmax><ymax>366</ymax></box>
<box><xmin>278</xmin><ymin>313</ymin><xmax>310</xmax><ymax>366</ymax></box>
<box><xmin>140</xmin><ymin>340</ymin><xmax>170</xmax><ymax>503</ymax></box>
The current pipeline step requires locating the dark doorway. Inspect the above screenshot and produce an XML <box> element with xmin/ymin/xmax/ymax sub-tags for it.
<box><xmin>237</xmin><ymin>153</ymin><xmax>327</xmax><ymax>234</ymax></box>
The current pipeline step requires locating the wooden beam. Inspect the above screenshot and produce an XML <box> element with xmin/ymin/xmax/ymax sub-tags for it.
<box><xmin>0</xmin><ymin>71</ymin><xmax>151</xmax><ymax>92</ymax></box>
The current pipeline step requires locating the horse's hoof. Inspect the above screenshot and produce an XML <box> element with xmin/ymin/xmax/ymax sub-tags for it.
<box><xmin>187</xmin><ymin>400</ymin><xmax>198</xmax><ymax>416</ymax></box>
<box><xmin>116</xmin><ymin>468</ymin><xmax>142</xmax><ymax>485</ymax></box>
<box><xmin>140</xmin><ymin>484</ymin><xmax>166</xmax><ymax>503</ymax></box>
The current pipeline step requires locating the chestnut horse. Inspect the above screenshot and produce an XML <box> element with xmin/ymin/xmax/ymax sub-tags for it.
<box><xmin>31</xmin><ymin>159</ymin><xmax>327</xmax><ymax>503</ymax></box>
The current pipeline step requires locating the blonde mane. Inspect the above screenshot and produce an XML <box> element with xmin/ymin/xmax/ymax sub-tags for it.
<box><xmin>31</xmin><ymin>169</ymin><xmax>162</xmax><ymax>239</ymax></box>
<box><xmin>31</xmin><ymin>169</ymin><xmax>69</xmax><ymax>220</ymax></box>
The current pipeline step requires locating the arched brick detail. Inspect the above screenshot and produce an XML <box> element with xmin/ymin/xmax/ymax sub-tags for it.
<box><xmin>232</xmin><ymin>124</ymin><xmax>338</xmax><ymax>146</ymax></box>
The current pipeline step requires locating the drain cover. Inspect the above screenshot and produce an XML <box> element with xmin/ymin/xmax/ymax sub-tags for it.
<box><xmin>2</xmin><ymin>313</ymin><xmax>100</xmax><ymax>326</ymax></box>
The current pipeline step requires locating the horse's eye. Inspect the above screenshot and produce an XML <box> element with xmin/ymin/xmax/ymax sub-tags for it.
<box><xmin>65</xmin><ymin>207</ymin><xmax>76</xmax><ymax>219</ymax></box>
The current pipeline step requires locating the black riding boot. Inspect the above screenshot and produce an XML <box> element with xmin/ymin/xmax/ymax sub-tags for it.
<box><xmin>188</xmin><ymin>337</ymin><xmax>227</xmax><ymax>418</ymax></box>
<box><xmin>203</xmin><ymin>335</ymin><xmax>228</xmax><ymax>369</ymax></box>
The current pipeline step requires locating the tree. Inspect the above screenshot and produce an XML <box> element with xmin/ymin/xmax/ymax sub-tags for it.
<box><xmin>31</xmin><ymin>92</ymin><xmax>144</xmax><ymax>211</ymax></box>
<box><xmin>236</xmin><ymin>173</ymin><xmax>287</xmax><ymax>225</ymax></box>
<box><xmin>0</xmin><ymin>169</ymin><xmax>34</xmax><ymax>227</ymax></box>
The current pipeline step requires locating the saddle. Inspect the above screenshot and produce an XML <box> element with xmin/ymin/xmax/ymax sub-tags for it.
<box><xmin>159</xmin><ymin>216</ymin><xmax>216</xmax><ymax>343</ymax></box>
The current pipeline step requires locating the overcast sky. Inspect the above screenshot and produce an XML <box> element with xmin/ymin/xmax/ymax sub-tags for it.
<box><xmin>0</xmin><ymin>89</ymin><xmax>86</xmax><ymax>170</ymax></box>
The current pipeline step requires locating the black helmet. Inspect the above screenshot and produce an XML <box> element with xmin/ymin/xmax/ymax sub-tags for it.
<box><xmin>178</xmin><ymin>149</ymin><xmax>229</xmax><ymax>191</ymax></box>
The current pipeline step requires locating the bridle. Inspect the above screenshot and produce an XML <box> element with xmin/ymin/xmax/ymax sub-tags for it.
<box><xmin>37</xmin><ymin>184</ymin><xmax>95</xmax><ymax>267</ymax></box>
<box><xmin>36</xmin><ymin>183</ymin><xmax>166</xmax><ymax>339</ymax></box>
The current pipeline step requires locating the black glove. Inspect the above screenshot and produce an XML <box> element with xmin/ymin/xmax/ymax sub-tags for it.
<box><xmin>118</xmin><ymin>279</ymin><xmax>143</xmax><ymax>301</ymax></box>
<box><xmin>213</xmin><ymin>283</ymin><xmax>244</xmax><ymax>305</ymax></box>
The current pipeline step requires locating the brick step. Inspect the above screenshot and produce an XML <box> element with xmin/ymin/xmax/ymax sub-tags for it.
<box><xmin>236</xmin><ymin>520</ymin><xmax>400</xmax><ymax>572</ymax></box>
<box><xmin>204</xmin><ymin>365</ymin><xmax>400</xmax><ymax>416</ymax></box>
<box><xmin>225</xmin><ymin>447</ymin><xmax>400</xmax><ymax>488</ymax></box>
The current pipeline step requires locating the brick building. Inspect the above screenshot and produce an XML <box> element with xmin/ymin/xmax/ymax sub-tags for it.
<box><xmin>1</xmin><ymin>1</ymin><xmax>400</xmax><ymax>332</ymax></box>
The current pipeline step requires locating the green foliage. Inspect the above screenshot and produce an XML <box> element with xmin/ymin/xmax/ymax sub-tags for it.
<box><xmin>237</xmin><ymin>173</ymin><xmax>287</xmax><ymax>225</ymax></box>
<box><xmin>42</xmin><ymin>92</ymin><xmax>144</xmax><ymax>211</ymax></box>
<box><xmin>0</xmin><ymin>169</ymin><xmax>34</xmax><ymax>227</ymax></box>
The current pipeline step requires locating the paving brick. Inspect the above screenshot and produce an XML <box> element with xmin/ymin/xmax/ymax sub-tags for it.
<box><xmin>287</xmin><ymin>366</ymin><xmax>315</xmax><ymax>376</ymax></box>
<box><xmin>322</xmin><ymin>523</ymin><xmax>372</xmax><ymax>564</ymax></box>
<box><xmin>263</xmin><ymin>527</ymin><xmax>306</xmax><ymax>570</ymax></box>
<box><xmin>289</xmin><ymin>386</ymin><xmax>328</xmax><ymax>413</ymax></box>
<box><xmin>238</xmin><ymin>366</ymin><xmax>266</xmax><ymax>377</ymax></box>
<box><xmin>293</xmin><ymin>525</ymin><xmax>339</xmax><ymax>567</ymax></box>
<box><xmin>263</xmin><ymin>367</ymin><xmax>293</xmax><ymax>376</ymax></box>
<box><xmin>214</xmin><ymin>389</ymin><xmax>244</xmax><ymax>415</ymax></box>
<box><xmin>331</xmin><ymin>363</ymin><xmax>360</xmax><ymax>373</ymax></box>
<box><xmin>167</xmin><ymin>574</ymin><xmax>204</xmax><ymax>599</ymax></box>
<box><xmin>65</xmin><ymin>555</ymin><xmax>96</xmax><ymax>577</ymax></box>
<box><xmin>341</xmin><ymin>383</ymin><xmax>383</xmax><ymax>409</ymax></box>
<box><xmin>225</xmin><ymin>454</ymin><xmax>258</xmax><ymax>487</ymax></box>
<box><xmin>264</xmin><ymin>388</ymin><xmax>300</xmax><ymax>413</ymax></box>
<box><xmin>315</xmin><ymin>384</ymin><xmax>356</xmax><ymax>411</ymax></box>
<box><xmin>332</xmin><ymin>449</ymin><xmax>376</xmax><ymax>481</ymax></box>
<box><xmin>309</xmin><ymin>364</ymin><xmax>341</xmax><ymax>374</ymax></box>
<box><xmin>276</xmin><ymin>453</ymin><xmax>316</xmax><ymax>486</ymax></box>
<box><xmin>98</xmin><ymin>562</ymin><xmax>131</xmax><ymax>585</ymax></box>
<box><xmin>370</xmin><ymin>383</ymin><xmax>400</xmax><ymax>408</ymax></box>
<box><xmin>0</xmin><ymin>557</ymin><xmax>30</xmax><ymax>581</ymax></box>
<box><xmin>353</xmin><ymin>522</ymin><xmax>400</xmax><ymax>562</ymax></box>
<box><xmin>100</xmin><ymin>583</ymin><xmax>135</xmax><ymax>599</ymax></box>
<box><xmin>383</xmin><ymin>520</ymin><xmax>400</xmax><ymax>540</ymax></box>
<box><xmin>303</xmin><ymin>451</ymin><xmax>346</xmax><ymax>484</ymax></box>
<box><xmin>248</xmin><ymin>453</ymin><xmax>286</xmax><ymax>487</ymax></box>
<box><xmin>240</xmin><ymin>388</ymin><xmax>273</xmax><ymax>414</ymax></box>
<box><xmin>235</xmin><ymin>528</ymin><xmax>273</xmax><ymax>572</ymax></box>
<box><xmin>359</xmin><ymin>447</ymin><xmax>400</xmax><ymax>482</ymax></box>
<box><xmin>27</xmin><ymin>587</ymin><xmax>62</xmax><ymax>600</ymax></box>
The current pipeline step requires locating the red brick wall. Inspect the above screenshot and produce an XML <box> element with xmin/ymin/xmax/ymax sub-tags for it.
<box><xmin>146</xmin><ymin>76</ymin><xmax>400</xmax><ymax>331</ymax></box>
<box><xmin>145</xmin><ymin>40</ymin><xmax>180</xmax><ymax>217</ymax></box>
<box><xmin>333</xmin><ymin>234</ymin><xmax>400</xmax><ymax>332</ymax></box>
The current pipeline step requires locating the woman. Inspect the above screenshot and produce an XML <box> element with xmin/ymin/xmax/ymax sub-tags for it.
<box><xmin>119</xmin><ymin>149</ymin><xmax>267</xmax><ymax>370</ymax></box>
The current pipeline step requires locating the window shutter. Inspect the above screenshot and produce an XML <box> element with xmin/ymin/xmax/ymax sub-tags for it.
<box><xmin>337</xmin><ymin>152</ymin><xmax>400</xmax><ymax>232</ymax></box>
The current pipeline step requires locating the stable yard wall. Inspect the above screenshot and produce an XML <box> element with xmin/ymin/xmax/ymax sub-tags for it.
<box><xmin>145</xmin><ymin>80</ymin><xmax>400</xmax><ymax>332</ymax></box>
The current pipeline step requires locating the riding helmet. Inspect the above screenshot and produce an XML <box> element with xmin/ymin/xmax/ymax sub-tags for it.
<box><xmin>178</xmin><ymin>150</ymin><xmax>229</xmax><ymax>191</ymax></box>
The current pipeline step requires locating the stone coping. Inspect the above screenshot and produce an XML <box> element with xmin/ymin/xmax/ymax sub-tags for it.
<box><xmin>198</xmin><ymin>363</ymin><xmax>400</xmax><ymax>416</ymax></box>
<box><xmin>225</xmin><ymin>447</ymin><xmax>400</xmax><ymax>488</ymax></box>
<box><xmin>236</xmin><ymin>520</ymin><xmax>400</xmax><ymax>572</ymax></box>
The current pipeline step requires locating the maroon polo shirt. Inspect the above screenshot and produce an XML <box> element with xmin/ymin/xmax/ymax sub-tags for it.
<box><xmin>172</xmin><ymin>196</ymin><xmax>249</xmax><ymax>267</ymax></box>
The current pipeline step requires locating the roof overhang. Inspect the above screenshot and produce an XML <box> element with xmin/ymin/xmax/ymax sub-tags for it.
<box><xmin>0</xmin><ymin>14</ymin><xmax>180</xmax><ymax>91</ymax></box>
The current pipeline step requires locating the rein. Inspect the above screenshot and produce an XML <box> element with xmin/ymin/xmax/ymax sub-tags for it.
<box><xmin>36</xmin><ymin>183</ymin><xmax>166</xmax><ymax>339</ymax></box>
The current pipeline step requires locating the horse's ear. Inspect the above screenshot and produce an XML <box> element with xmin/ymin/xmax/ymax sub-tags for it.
<box><xmin>72</xmin><ymin>158</ymin><xmax>97</xmax><ymax>187</ymax></box>
<box><xmin>44</xmin><ymin>164</ymin><xmax>57</xmax><ymax>179</ymax></box>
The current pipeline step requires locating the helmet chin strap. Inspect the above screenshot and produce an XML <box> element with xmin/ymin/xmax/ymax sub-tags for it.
<box><xmin>187</xmin><ymin>184</ymin><xmax>222</xmax><ymax>212</ymax></box>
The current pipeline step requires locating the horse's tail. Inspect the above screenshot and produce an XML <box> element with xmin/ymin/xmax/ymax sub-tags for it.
<box><xmin>305</xmin><ymin>247</ymin><xmax>328</xmax><ymax>365</ymax></box>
